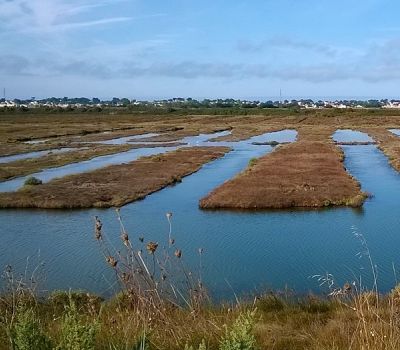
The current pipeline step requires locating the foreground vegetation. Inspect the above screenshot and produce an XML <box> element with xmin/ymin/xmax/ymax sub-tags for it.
<box><xmin>3</xmin><ymin>279</ymin><xmax>400</xmax><ymax>349</ymax></box>
<box><xmin>0</xmin><ymin>211</ymin><xmax>399</xmax><ymax>350</ymax></box>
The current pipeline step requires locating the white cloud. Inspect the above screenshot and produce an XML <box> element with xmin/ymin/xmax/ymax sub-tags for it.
<box><xmin>0</xmin><ymin>0</ymin><xmax>133</xmax><ymax>34</ymax></box>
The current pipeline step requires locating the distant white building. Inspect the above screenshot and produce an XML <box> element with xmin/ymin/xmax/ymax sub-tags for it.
<box><xmin>0</xmin><ymin>100</ymin><xmax>16</xmax><ymax>108</ymax></box>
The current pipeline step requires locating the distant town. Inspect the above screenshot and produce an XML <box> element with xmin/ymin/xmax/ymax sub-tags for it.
<box><xmin>1</xmin><ymin>97</ymin><xmax>400</xmax><ymax>109</ymax></box>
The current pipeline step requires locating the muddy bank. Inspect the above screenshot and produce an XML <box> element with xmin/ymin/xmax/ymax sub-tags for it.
<box><xmin>200</xmin><ymin>128</ymin><xmax>366</xmax><ymax>209</ymax></box>
<box><xmin>0</xmin><ymin>147</ymin><xmax>230</xmax><ymax>209</ymax></box>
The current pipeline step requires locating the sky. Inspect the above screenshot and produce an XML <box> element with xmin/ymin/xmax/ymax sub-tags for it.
<box><xmin>1</xmin><ymin>0</ymin><xmax>400</xmax><ymax>100</ymax></box>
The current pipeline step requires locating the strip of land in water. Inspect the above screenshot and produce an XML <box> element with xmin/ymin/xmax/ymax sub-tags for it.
<box><xmin>0</xmin><ymin>146</ymin><xmax>230</xmax><ymax>208</ymax></box>
<box><xmin>200</xmin><ymin>127</ymin><xmax>367</xmax><ymax>209</ymax></box>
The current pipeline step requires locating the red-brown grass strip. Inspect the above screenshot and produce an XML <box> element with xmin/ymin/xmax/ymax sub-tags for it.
<box><xmin>200</xmin><ymin>128</ymin><xmax>366</xmax><ymax>209</ymax></box>
<box><xmin>0</xmin><ymin>146</ymin><xmax>230</xmax><ymax>209</ymax></box>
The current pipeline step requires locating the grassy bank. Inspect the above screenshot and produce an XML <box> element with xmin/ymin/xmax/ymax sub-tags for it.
<box><xmin>2</xmin><ymin>285</ymin><xmax>400</xmax><ymax>349</ymax></box>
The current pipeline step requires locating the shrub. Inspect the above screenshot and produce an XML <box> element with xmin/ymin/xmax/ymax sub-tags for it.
<box><xmin>12</xmin><ymin>307</ymin><xmax>52</xmax><ymax>350</ymax></box>
<box><xmin>248</xmin><ymin>158</ymin><xmax>258</xmax><ymax>168</ymax></box>
<box><xmin>219</xmin><ymin>310</ymin><xmax>258</xmax><ymax>350</ymax></box>
<box><xmin>23</xmin><ymin>176</ymin><xmax>42</xmax><ymax>186</ymax></box>
<box><xmin>59</xmin><ymin>296</ymin><xmax>98</xmax><ymax>350</ymax></box>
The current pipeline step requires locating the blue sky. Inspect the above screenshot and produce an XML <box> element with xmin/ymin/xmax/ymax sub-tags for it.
<box><xmin>1</xmin><ymin>0</ymin><xmax>400</xmax><ymax>99</ymax></box>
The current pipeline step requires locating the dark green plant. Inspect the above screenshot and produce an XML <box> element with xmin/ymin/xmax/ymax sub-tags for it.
<box><xmin>248</xmin><ymin>158</ymin><xmax>258</xmax><ymax>168</ymax></box>
<box><xmin>23</xmin><ymin>176</ymin><xmax>42</xmax><ymax>186</ymax></box>
<box><xmin>59</xmin><ymin>296</ymin><xmax>98</xmax><ymax>350</ymax></box>
<box><xmin>12</xmin><ymin>307</ymin><xmax>52</xmax><ymax>350</ymax></box>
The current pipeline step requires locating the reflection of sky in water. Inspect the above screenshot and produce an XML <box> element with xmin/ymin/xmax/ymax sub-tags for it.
<box><xmin>332</xmin><ymin>129</ymin><xmax>374</xmax><ymax>142</ymax></box>
<box><xmin>389</xmin><ymin>129</ymin><xmax>400</xmax><ymax>137</ymax></box>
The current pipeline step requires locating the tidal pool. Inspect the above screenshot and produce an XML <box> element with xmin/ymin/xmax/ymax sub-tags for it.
<box><xmin>1</xmin><ymin>130</ymin><xmax>400</xmax><ymax>300</ymax></box>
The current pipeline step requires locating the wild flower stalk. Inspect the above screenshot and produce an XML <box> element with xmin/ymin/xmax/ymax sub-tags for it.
<box><xmin>94</xmin><ymin>209</ymin><xmax>207</xmax><ymax>321</ymax></box>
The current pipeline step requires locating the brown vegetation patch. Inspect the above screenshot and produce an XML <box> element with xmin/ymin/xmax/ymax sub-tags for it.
<box><xmin>0</xmin><ymin>146</ymin><xmax>230</xmax><ymax>208</ymax></box>
<box><xmin>200</xmin><ymin>128</ymin><xmax>366</xmax><ymax>209</ymax></box>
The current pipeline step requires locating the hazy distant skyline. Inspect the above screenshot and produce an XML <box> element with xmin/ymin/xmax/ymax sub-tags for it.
<box><xmin>1</xmin><ymin>0</ymin><xmax>400</xmax><ymax>99</ymax></box>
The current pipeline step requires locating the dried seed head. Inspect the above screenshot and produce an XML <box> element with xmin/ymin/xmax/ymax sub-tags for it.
<box><xmin>146</xmin><ymin>242</ymin><xmax>158</xmax><ymax>254</ymax></box>
<box><xmin>166</xmin><ymin>212</ymin><xmax>172</xmax><ymax>220</ymax></box>
<box><xmin>175</xmin><ymin>249</ymin><xmax>182</xmax><ymax>258</ymax></box>
<box><xmin>198</xmin><ymin>248</ymin><xmax>204</xmax><ymax>255</ymax></box>
<box><xmin>139</xmin><ymin>236</ymin><xmax>144</xmax><ymax>243</ymax></box>
<box><xmin>169</xmin><ymin>238</ymin><xmax>175</xmax><ymax>245</ymax></box>
<box><xmin>94</xmin><ymin>217</ymin><xmax>102</xmax><ymax>240</ymax></box>
<box><xmin>121</xmin><ymin>232</ymin><xmax>129</xmax><ymax>246</ymax></box>
<box><xmin>106</xmin><ymin>256</ymin><xmax>118</xmax><ymax>268</ymax></box>
<box><xmin>121</xmin><ymin>272</ymin><xmax>130</xmax><ymax>282</ymax></box>
<box><xmin>343</xmin><ymin>282</ymin><xmax>352</xmax><ymax>294</ymax></box>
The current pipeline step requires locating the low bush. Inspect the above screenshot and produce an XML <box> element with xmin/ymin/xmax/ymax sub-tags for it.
<box><xmin>23</xmin><ymin>176</ymin><xmax>42</xmax><ymax>186</ymax></box>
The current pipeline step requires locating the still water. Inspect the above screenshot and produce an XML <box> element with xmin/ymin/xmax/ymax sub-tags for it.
<box><xmin>1</xmin><ymin>130</ymin><xmax>400</xmax><ymax>299</ymax></box>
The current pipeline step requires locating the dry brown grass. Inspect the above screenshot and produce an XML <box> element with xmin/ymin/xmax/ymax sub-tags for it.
<box><xmin>3</xmin><ymin>112</ymin><xmax>400</xmax><ymax>211</ymax></box>
<box><xmin>0</xmin><ymin>146</ymin><xmax>230</xmax><ymax>208</ymax></box>
<box><xmin>3</xmin><ymin>288</ymin><xmax>400</xmax><ymax>350</ymax></box>
<box><xmin>2</xmin><ymin>110</ymin><xmax>400</xmax><ymax>154</ymax></box>
<box><xmin>200</xmin><ymin>127</ymin><xmax>366</xmax><ymax>209</ymax></box>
